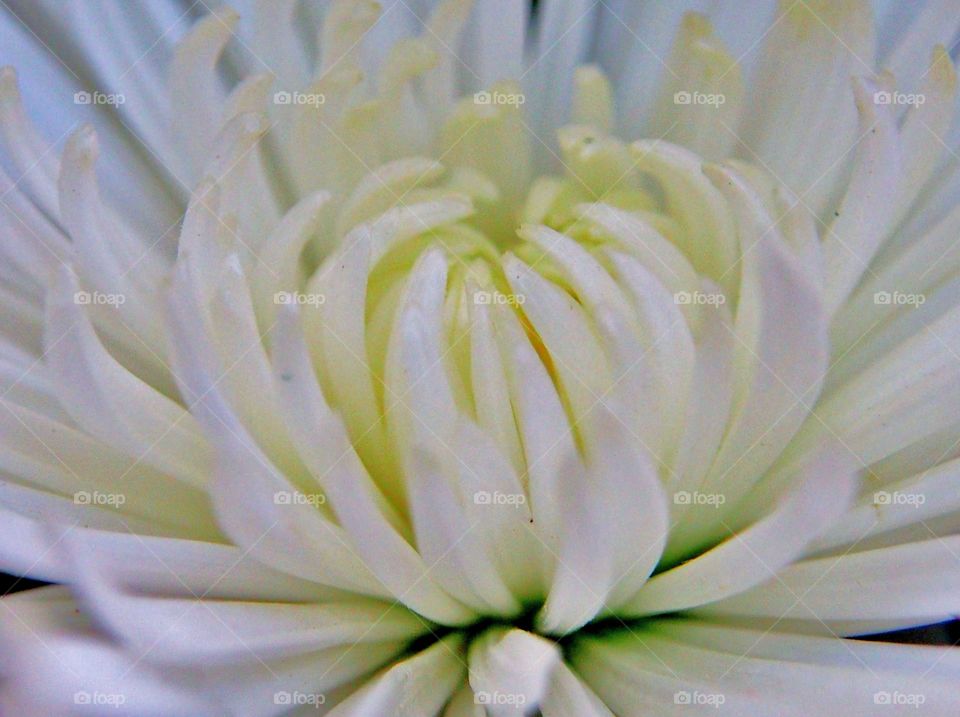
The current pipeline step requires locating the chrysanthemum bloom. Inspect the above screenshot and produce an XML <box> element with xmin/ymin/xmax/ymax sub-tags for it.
<box><xmin>1</xmin><ymin>0</ymin><xmax>959</xmax><ymax>714</ymax></box>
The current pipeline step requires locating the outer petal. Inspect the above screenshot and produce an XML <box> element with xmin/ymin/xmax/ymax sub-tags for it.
<box><xmin>699</xmin><ymin>536</ymin><xmax>960</xmax><ymax>632</ymax></box>
<box><xmin>624</xmin><ymin>449</ymin><xmax>858</xmax><ymax>616</ymax></box>
<box><xmin>574</xmin><ymin>623</ymin><xmax>960</xmax><ymax>716</ymax></box>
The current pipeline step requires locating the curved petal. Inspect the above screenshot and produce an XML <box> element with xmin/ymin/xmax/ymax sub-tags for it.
<box><xmin>328</xmin><ymin>636</ymin><xmax>466</xmax><ymax>717</ymax></box>
<box><xmin>625</xmin><ymin>449</ymin><xmax>858</xmax><ymax>616</ymax></box>
<box><xmin>468</xmin><ymin>628</ymin><xmax>561</xmax><ymax>716</ymax></box>
<box><xmin>699</xmin><ymin>536</ymin><xmax>960</xmax><ymax>631</ymax></box>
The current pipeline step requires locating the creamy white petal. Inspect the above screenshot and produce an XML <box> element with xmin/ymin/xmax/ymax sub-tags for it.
<box><xmin>822</xmin><ymin>78</ymin><xmax>903</xmax><ymax>316</ymax></box>
<box><xmin>738</xmin><ymin>0</ymin><xmax>876</xmax><ymax>215</ymax></box>
<box><xmin>69</xmin><ymin>555</ymin><xmax>424</xmax><ymax>666</ymax></box>
<box><xmin>672</xmin><ymin>163</ymin><xmax>827</xmax><ymax>554</ymax></box>
<box><xmin>0</xmin><ymin>400</ymin><xmax>214</xmax><ymax>538</ymax></box>
<box><xmin>468</xmin><ymin>628</ymin><xmax>561</xmax><ymax>717</ymax></box>
<box><xmin>460</xmin><ymin>0</ymin><xmax>527</xmax><ymax>91</ymax></box>
<box><xmin>630</xmin><ymin>140</ymin><xmax>738</xmax><ymax>291</ymax></box>
<box><xmin>0</xmin><ymin>506</ymin><xmax>329</xmax><ymax>601</ymax></box>
<box><xmin>811</xmin><ymin>455</ymin><xmax>960</xmax><ymax>552</ymax></box>
<box><xmin>790</xmin><ymin>302</ymin><xmax>960</xmax><ymax>469</ymax></box>
<box><xmin>883</xmin><ymin>0</ymin><xmax>960</xmax><ymax>96</ymax></box>
<box><xmin>700</xmin><ymin>536</ymin><xmax>960</xmax><ymax>629</ymax></box>
<box><xmin>540</xmin><ymin>661</ymin><xmax>615</xmax><ymax>717</ymax></box>
<box><xmin>625</xmin><ymin>449</ymin><xmax>858</xmax><ymax>616</ymax></box>
<box><xmin>169</xmin><ymin>6</ymin><xmax>237</xmax><ymax>179</ymax></box>
<box><xmin>269</xmin><ymin>303</ymin><xmax>476</xmax><ymax>626</ymax></box>
<box><xmin>527</xmin><ymin>0</ymin><xmax>599</xmax><ymax>153</ymax></box>
<box><xmin>540</xmin><ymin>410</ymin><xmax>668</xmax><ymax>632</ymax></box>
<box><xmin>575</xmin><ymin>626</ymin><xmax>960</xmax><ymax>716</ymax></box>
<box><xmin>647</xmin><ymin>13</ymin><xmax>744</xmax><ymax>160</ymax></box>
<box><xmin>44</xmin><ymin>267</ymin><xmax>209</xmax><ymax>488</ymax></box>
<box><xmin>328</xmin><ymin>636</ymin><xmax>466</xmax><ymax>716</ymax></box>
<box><xmin>407</xmin><ymin>445</ymin><xmax>522</xmax><ymax>615</ymax></box>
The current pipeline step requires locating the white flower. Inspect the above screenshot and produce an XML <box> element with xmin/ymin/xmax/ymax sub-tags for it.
<box><xmin>1</xmin><ymin>1</ymin><xmax>959</xmax><ymax>714</ymax></box>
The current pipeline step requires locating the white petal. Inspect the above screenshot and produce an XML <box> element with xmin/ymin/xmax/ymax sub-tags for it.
<box><xmin>822</xmin><ymin>78</ymin><xmax>903</xmax><ymax>316</ymax></box>
<box><xmin>540</xmin><ymin>662</ymin><xmax>615</xmax><ymax>717</ymax></box>
<box><xmin>502</xmin><ymin>249</ymin><xmax>611</xmax><ymax>441</ymax></box>
<box><xmin>58</xmin><ymin>125</ymin><xmax>169</xmax><ymax>355</ymax></box>
<box><xmin>166</xmin><ymin>275</ymin><xmax>386</xmax><ymax>595</ymax></box>
<box><xmin>69</xmin><ymin>550</ymin><xmax>424</xmax><ymax>666</ymax></box>
<box><xmin>604</xmin><ymin>250</ymin><xmax>696</xmax><ymax>462</ymax></box>
<box><xmin>250</xmin><ymin>189</ymin><xmax>331</xmax><ymax>328</ymax></box>
<box><xmin>738</xmin><ymin>0</ymin><xmax>876</xmax><ymax>215</ymax></box>
<box><xmin>647</xmin><ymin>13</ymin><xmax>744</xmax><ymax>160</ymax></box>
<box><xmin>652</xmin><ymin>618</ymin><xmax>960</xmax><ymax>676</ymax></box>
<box><xmin>468</xmin><ymin>628</ymin><xmax>561</xmax><ymax>716</ymax></box>
<box><xmin>700</xmin><ymin>536</ymin><xmax>960</xmax><ymax>629</ymax></box>
<box><xmin>169</xmin><ymin>6</ymin><xmax>237</xmax><ymax>179</ymax></box>
<box><xmin>0</xmin><ymin>505</ymin><xmax>329</xmax><ymax>601</ymax></box>
<box><xmin>0</xmin><ymin>161</ymin><xmax>69</xmax><ymax>291</ymax></box>
<box><xmin>832</xmin><ymin>199</ymin><xmax>960</xmax><ymax>371</ymax></box>
<box><xmin>0</xmin><ymin>67</ymin><xmax>59</xmax><ymax>215</ymax></box>
<box><xmin>791</xmin><ymin>302</ymin><xmax>960</xmax><ymax>469</ymax></box>
<box><xmin>526</xmin><ymin>0</ymin><xmax>599</xmax><ymax>155</ymax></box>
<box><xmin>540</xmin><ymin>410</ymin><xmax>668</xmax><ymax>632</ymax></box>
<box><xmin>406</xmin><ymin>445</ymin><xmax>522</xmax><ymax>615</ymax></box>
<box><xmin>270</xmin><ymin>303</ymin><xmax>476</xmax><ymax>625</ymax></box>
<box><xmin>626</xmin><ymin>449</ymin><xmax>858</xmax><ymax>616</ymax></box>
<box><xmin>201</xmin><ymin>411</ymin><xmax>385</xmax><ymax>595</ymax></box>
<box><xmin>812</xmin><ymin>455</ymin><xmax>960</xmax><ymax>552</ymax></box>
<box><xmin>574</xmin><ymin>622</ymin><xmax>960</xmax><ymax>716</ymax></box>
<box><xmin>676</xmin><ymin>163</ymin><xmax>827</xmax><ymax>552</ymax></box>
<box><xmin>884</xmin><ymin>0</ymin><xmax>960</xmax><ymax>96</ymax></box>
<box><xmin>667</xmin><ymin>283</ymin><xmax>734</xmax><ymax>495</ymax></box>
<box><xmin>44</xmin><ymin>267</ymin><xmax>209</xmax><ymax>487</ymax></box>
<box><xmin>490</xmin><ymin>299</ymin><xmax>575</xmax><ymax>553</ymax></box>
<box><xmin>384</xmin><ymin>248</ymin><xmax>457</xmax><ymax>467</ymax></box>
<box><xmin>572</xmin><ymin>202</ymin><xmax>701</xmax><ymax>320</ymax></box>
<box><xmin>0</xmin><ymin>400</ymin><xmax>213</xmax><ymax>537</ymax></box>
<box><xmin>329</xmin><ymin>636</ymin><xmax>466</xmax><ymax>717</ymax></box>
<box><xmin>888</xmin><ymin>46</ymin><xmax>958</xmax><ymax>230</ymax></box>
<box><xmin>459</xmin><ymin>0</ymin><xmax>526</xmax><ymax>91</ymax></box>
<box><xmin>630</xmin><ymin>141</ymin><xmax>739</xmax><ymax>292</ymax></box>
<box><xmin>466</xmin><ymin>291</ymin><xmax>525</xmax><ymax>473</ymax></box>
<box><xmin>451</xmin><ymin>418</ymin><xmax>546</xmax><ymax>603</ymax></box>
